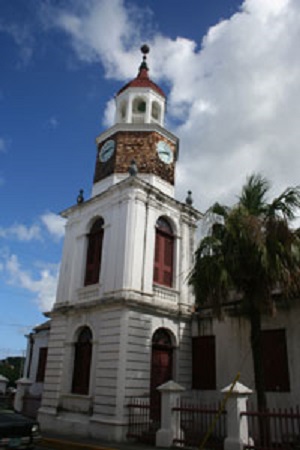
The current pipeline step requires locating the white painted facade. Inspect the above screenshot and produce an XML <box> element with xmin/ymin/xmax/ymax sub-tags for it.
<box><xmin>23</xmin><ymin>322</ymin><xmax>50</xmax><ymax>396</ymax></box>
<box><xmin>191</xmin><ymin>303</ymin><xmax>300</xmax><ymax>408</ymax></box>
<box><xmin>38</xmin><ymin>175</ymin><xmax>200</xmax><ymax>440</ymax></box>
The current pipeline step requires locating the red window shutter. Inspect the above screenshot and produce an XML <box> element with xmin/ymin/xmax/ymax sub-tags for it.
<box><xmin>72</xmin><ymin>328</ymin><xmax>92</xmax><ymax>395</ymax></box>
<box><xmin>36</xmin><ymin>347</ymin><xmax>48</xmax><ymax>382</ymax></box>
<box><xmin>163</xmin><ymin>236</ymin><xmax>173</xmax><ymax>287</ymax></box>
<box><xmin>262</xmin><ymin>329</ymin><xmax>290</xmax><ymax>392</ymax></box>
<box><xmin>192</xmin><ymin>336</ymin><xmax>216</xmax><ymax>390</ymax></box>
<box><xmin>154</xmin><ymin>233</ymin><xmax>161</xmax><ymax>284</ymax></box>
<box><xmin>84</xmin><ymin>229</ymin><xmax>103</xmax><ymax>286</ymax></box>
<box><xmin>154</xmin><ymin>225</ymin><xmax>174</xmax><ymax>288</ymax></box>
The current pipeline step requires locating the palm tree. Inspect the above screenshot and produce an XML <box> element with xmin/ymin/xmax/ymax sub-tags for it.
<box><xmin>189</xmin><ymin>174</ymin><xmax>300</xmax><ymax>410</ymax></box>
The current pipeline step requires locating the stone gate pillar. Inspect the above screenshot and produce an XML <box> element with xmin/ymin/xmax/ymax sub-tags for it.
<box><xmin>156</xmin><ymin>380</ymin><xmax>185</xmax><ymax>448</ymax></box>
<box><xmin>14</xmin><ymin>377</ymin><xmax>32</xmax><ymax>413</ymax></box>
<box><xmin>222</xmin><ymin>381</ymin><xmax>253</xmax><ymax>450</ymax></box>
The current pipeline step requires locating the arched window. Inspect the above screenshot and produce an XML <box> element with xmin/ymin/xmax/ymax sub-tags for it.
<box><xmin>72</xmin><ymin>327</ymin><xmax>93</xmax><ymax>395</ymax></box>
<box><xmin>132</xmin><ymin>96</ymin><xmax>146</xmax><ymax>123</ymax></box>
<box><xmin>133</xmin><ymin>96</ymin><xmax>146</xmax><ymax>113</ymax></box>
<box><xmin>120</xmin><ymin>100</ymin><xmax>127</xmax><ymax>122</ymax></box>
<box><xmin>84</xmin><ymin>218</ymin><xmax>104</xmax><ymax>286</ymax></box>
<box><xmin>151</xmin><ymin>101</ymin><xmax>161</xmax><ymax>122</ymax></box>
<box><xmin>153</xmin><ymin>217</ymin><xmax>174</xmax><ymax>288</ymax></box>
<box><xmin>150</xmin><ymin>328</ymin><xmax>173</xmax><ymax>420</ymax></box>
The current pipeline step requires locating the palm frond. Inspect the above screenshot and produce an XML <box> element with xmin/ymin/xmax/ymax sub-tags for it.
<box><xmin>239</xmin><ymin>173</ymin><xmax>270</xmax><ymax>215</ymax></box>
<box><xmin>268</xmin><ymin>186</ymin><xmax>300</xmax><ymax>221</ymax></box>
<box><xmin>208</xmin><ymin>202</ymin><xmax>230</xmax><ymax>218</ymax></box>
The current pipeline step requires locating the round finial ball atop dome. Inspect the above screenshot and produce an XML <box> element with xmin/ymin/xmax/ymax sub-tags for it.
<box><xmin>141</xmin><ymin>44</ymin><xmax>150</xmax><ymax>55</ymax></box>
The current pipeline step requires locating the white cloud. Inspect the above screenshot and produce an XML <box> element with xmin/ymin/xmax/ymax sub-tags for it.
<box><xmin>0</xmin><ymin>223</ymin><xmax>42</xmax><ymax>241</ymax></box>
<box><xmin>102</xmin><ymin>98</ymin><xmax>116</xmax><ymax>127</ymax></box>
<box><xmin>40</xmin><ymin>212</ymin><xmax>66</xmax><ymax>240</ymax></box>
<box><xmin>42</xmin><ymin>0</ymin><xmax>300</xmax><ymax>214</ymax></box>
<box><xmin>0</xmin><ymin>213</ymin><xmax>65</xmax><ymax>242</ymax></box>
<box><xmin>3</xmin><ymin>254</ymin><xmax>58</xmax><ymax>312</ymax></box>
<box><xmin>40</xmin><ymin>0</ymin><xmax>149</xmax><ymax>78</ymax></box>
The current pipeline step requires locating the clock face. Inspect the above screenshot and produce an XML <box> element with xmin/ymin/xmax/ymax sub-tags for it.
<box><xmin>99</xmin><ymin>139</ymin><xmax>115</xmax><ymax>163</ymax></box>
<box><xmin>156</xmin><ymin>140</ymin><xmax>173</xmax><ymax>164</ymax></box>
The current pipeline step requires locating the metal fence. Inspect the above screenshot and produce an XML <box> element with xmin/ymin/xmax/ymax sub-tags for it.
<box><xmin>127</xmin><ymin>397</ymin><xmax>160</xmax><ymax>445</ymax></box>
<box><xmin>242</xmin><ymin>405</ymin><xmax>300</xmax><ymax>450</ymax></box>
<box><xmin>173</xmin><ymin>398</ymin><xmax>226</xmax><ymax>449</ymax></box>
<box><xmin>0</xmin><ymin>394</ymin><xmax>14</xmax><ymax>410</ymax></box>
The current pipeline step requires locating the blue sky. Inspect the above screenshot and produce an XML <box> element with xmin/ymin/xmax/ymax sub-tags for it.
<box><xmin>1</xmin><ymin>0</ymin><xmax>300</xmax><ymax>359</ymax></box>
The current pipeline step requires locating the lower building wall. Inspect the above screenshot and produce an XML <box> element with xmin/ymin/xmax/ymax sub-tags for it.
<box><xmin>38</xmin><ymin>304</ymin><xmax>192</xmax><ymax>441</ymax></box>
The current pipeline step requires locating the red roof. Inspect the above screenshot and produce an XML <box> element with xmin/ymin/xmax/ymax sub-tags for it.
<box><xmin>117</xmin><ymin>67</ymin><xmax>165</xmax><ymax>98</ymax></box>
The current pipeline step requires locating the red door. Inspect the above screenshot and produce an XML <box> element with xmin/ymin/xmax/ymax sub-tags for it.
<box><xmin>150</xmin><ymin>329</ymin><xmax>173</xmax><ymax>421</ymax></box>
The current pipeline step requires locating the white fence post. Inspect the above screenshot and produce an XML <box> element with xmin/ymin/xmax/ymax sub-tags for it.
<box><xmin>14</xmin><ymin>377</ymin><xmax>32</xmax><ymax>413</ymax></box>
<box><xmin>0</xmin><ymin>375</ymin><xmax>9</xmax><ymax>394</ymax></box>
<box><xmin>156</xmin><ymin>380</ymin><xmax>185</xmax><ymax>448</ymax></box>
<box><xmin>221</xmin><ymin>381</ymin><xmax>253</xmax><ymax>450</ymax></box>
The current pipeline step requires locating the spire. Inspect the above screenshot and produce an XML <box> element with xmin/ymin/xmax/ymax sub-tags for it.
<box><xmin>138</xmin><ymin>44</ymin><xmax>150</xmax><ymax>73</ymax></box>
<box><xmin>116</xmin><ymin>44</ymin><xmax>165</xmax><ymax>98</ymax></box>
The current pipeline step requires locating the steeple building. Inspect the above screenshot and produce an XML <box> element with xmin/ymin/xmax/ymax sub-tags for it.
<box><xmin>38</xmin><ymin>46</ymin><xmax>201</xmax><ymax>442</ymax></box>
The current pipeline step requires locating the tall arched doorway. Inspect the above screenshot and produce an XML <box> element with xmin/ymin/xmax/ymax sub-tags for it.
<box><xmin>150</xmin><ymin>328</ymin><xmax>174</xmax><ymax>421</ymax></box>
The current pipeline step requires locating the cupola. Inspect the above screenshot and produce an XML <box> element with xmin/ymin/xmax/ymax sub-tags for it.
<box><xmin>115</xmin><ymin>45</ymin><xmax>166</xmax><ymax>126</ymax></box>
<box><xmin>92</xmin><ymin>45</ymin><xmax>178</xmax><ymax>199</ymax></box>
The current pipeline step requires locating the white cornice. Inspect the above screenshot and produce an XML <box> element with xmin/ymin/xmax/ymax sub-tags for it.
<box><xmin>60</xmin><ymin>175</ymin><xmax>203</xmax><ymax>221</ymax></box>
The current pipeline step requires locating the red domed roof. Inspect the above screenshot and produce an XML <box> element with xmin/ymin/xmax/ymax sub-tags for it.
<box><xmin>117</xmin><ymin>47</ymin><xmax>166</xmax><ymax>98</ymax></box>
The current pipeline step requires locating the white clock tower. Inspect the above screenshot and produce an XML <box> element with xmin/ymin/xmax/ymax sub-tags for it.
<box><xmin>38</xmin><ymin>46</ymin><xmax>201</xmax><ymax>442</ymax></box>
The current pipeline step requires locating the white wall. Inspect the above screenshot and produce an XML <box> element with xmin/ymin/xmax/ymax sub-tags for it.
<box><xmin>192</xmin><ymin>304</ymin><xmax>300</xmax><ymax>407</ymax></box>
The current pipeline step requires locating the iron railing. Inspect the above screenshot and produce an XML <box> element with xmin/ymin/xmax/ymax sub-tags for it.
<box><xmin>242</xmin><ymin>405</ymin><xmax>300</xmax><ymax>450</ymax></box>
<box><xmin>127</xmin><ymin>396</ymin><xmax>160</xmax><ymax>444</ymax></box>
<box><xmin>173</xmin><ymin>398</ymin><xmax>226</xmax><ymax>449</ymax></box>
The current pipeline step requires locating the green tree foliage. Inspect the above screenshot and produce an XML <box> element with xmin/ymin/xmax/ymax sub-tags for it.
<box><xmin>0</xmin><ymin>357</ymin><xmax>25</xmax><ymax>388</ymax></box>
<box><xmin>189</xmin><ymin>174</ymin><xmax>300</xmax><ymax>410</ymax></box>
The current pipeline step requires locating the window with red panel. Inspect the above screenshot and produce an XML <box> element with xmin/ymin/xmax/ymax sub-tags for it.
<box><xmin>84</xmin><ymin>218</ymin><xmax>104</xmax><ymax>286</ymax></box>
<box><xmin>154</xmin><ymin>217</ymin><xmax>174</xmax><ymax>288</ymax></box>
<box><xmin>262</xmin><ymin>329</ymin><xmax>290</xmax><ymax>392</ymax></box>
<box><xmin>72</xmin><ymin>327</ymin><xmax>93</xmax><ymax>395</ymax></box>
<box><xmin>192</xmin><ymin>336</ymin><xmax>216</xmax><ymax>390</ymax></box>
<box><xmin>36</xmin><ymin>347</ymin><xmax>48</xmax><ymax>382</ymax></box>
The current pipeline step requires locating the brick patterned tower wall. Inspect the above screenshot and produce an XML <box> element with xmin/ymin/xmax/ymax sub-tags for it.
<box><xmin>93</xmin><ymin>131</ymin><xmax>176</xmax><ymax>185</ymax></box>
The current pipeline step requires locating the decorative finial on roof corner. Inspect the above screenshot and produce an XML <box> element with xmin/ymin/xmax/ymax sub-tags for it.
<box><xmin>186</xmin><ymin>190</ymin><xmax>193</xmax><ymax>206</ymax></box>
<box><xmin>77</xmin><ymin>189</ymin><xmax>84</xmax><ymax>204</ymax></box>
<box><xmin>128</xmin><ymin>159</ymin><xmax>138</xmax><ymax>176</ymax></box>
<box><xmin>139</xmin><ymin>44</ymin><xmax>150</xmax><ymax>72</ymax></box>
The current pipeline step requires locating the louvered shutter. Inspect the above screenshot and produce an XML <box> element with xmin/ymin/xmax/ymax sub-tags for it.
<box><xmin>262</xmin><ymin>329</ymin><xmax>290</xmax><ymax>392</ymax></box>
<box><xmin>36</xmin><ymin>347</ymin><xmax>48</xmax><ymax>382</ymax></box>
<box><xmin>192</xmin><ymin>336</ymin><xmax>216</xmax><ymax>390</ymax></box>
<box><xmin>153</xmin><ymin>218</ymin><xmax>174</xmax><ymax>288</ymax></box>
<box><xmin>84</xmin><ymin>228</ymin><xmax>103</xmax><ymax>286</ymax></box>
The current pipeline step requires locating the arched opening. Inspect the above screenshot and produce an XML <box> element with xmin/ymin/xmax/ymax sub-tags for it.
<box><xmin>84</xmin><ymin>217</ymin><xmax>104</xmax><ymax>286</ymax></box>
<box><xmin>120</xmin><ymin>100</ymin><xmax>127</xmax><ymax>122</ymax></box>
<box><xmin>132</xmin><ymin>96</ymin><xmax>147</xmax><ymax>123</ymax></box>
<box><xmin>151</xmin><ymin>101</ymin><xmax>161</xmax><ymax>123</ymax></box>
<box><xmin>71</xmin><ymin>327</ymin><xmax>93</xmax><ymax>395</ymax></box>
<box><xmin>150</xmin><ymin>328</ymin><xmax>174</xmax><ymax>421</ymax></box>
<box><xmin>153</xmin><ymin>217</ymin><xmax>174</xmax><ymax>288</ymax></box>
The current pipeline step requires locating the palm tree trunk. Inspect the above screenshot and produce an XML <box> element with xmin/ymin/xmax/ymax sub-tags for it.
<box><xmin>249</xmin><ymin>305</ymin><xmax>267</xmax><ymax>411</ymax></box>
